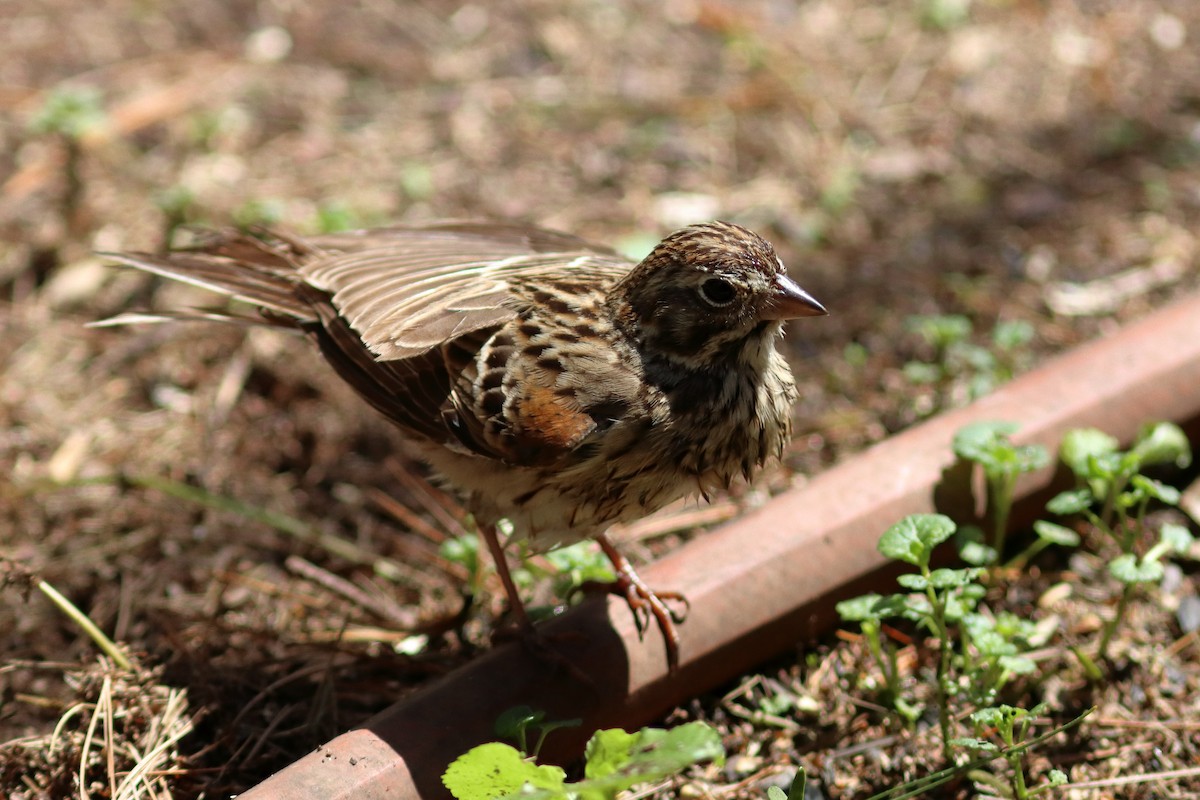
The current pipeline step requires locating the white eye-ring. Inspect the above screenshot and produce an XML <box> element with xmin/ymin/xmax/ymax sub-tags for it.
<box><xmin>699</xmin><ymin>277</ymin><xmax>736</xmax><ymax>306</ymax></box>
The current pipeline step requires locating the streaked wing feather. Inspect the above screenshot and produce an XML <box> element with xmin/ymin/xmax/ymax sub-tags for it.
<box><xmin>102</xmin><ymin>251</ymin><xmax>311</xmax><ymax>319</ymax></box>
<box><xmin>300</xmin><ymin>245</ymin><xmax>632</xmax><ymax>361</ymax></box>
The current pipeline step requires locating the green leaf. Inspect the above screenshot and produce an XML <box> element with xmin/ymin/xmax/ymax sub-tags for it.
<box><xmin>998</xmin><ymin>655</ymin><xmax>1037</xmax><ymax>674</ymax></box>
<box><xmin>494</xmin><ymin>706</ymin><xmax>543</xmax><ymax>741</ymax></box>
<box><xmin>1032</xmin><ymin>520</ymin><xmax>1081</xmax><ymax>547</ymax></box>
<box><xmin>1160</xmin><ymin>523</ymin><xmax>1196</xmax><ymax>555</ymax></box>
<box><xmin>836</xmin><ymin>594</ymin><xmax>884</xmax><ymax>622</ymax></box>
<box><xmin>1108</xmin><ymin>554</ymin><xmax>1163</xmax><ymax>584</ymax></box>
<box><xmin>1131</xmin><ymin>421</ymin><xmax>1192</xmax><ymax>469</ymax></box>
<box><xmin>767</xmin><ymin>788</ymin><xmax>787</xmax><ymax>800</ymax></box>
<box><xmin>903</xmin><ymin>361</ymin><xmax>941</xmax><ymax>385</ymax></box>
<box><xmin>956</xmin><ymin>524</ymin><xmax>996</xmax><ymax>566</ymax></box>
<box><xmin>1060</xmin><ymin>428</ymin><xmax>1119</xmax><ymax>479</ymax></box>
<box><xmin>944</xmin><ymin>585</ymin><xmax>984</xmax><ymax>621</ymax></box>
<box><xmin>546</xmin><ymin>541</ymin><xmax>617</xmax><ymax>595</ymax></box>
<box><xmin>879</xmin><ymin>514</ymin><xmax>957</xmax><ymax>565</ymax></box>
<box><xmin>30</xmin><ymin>86</ymin><xmax>107</xmax><ymax>139</ymax></box>
<box><xmin>928</xmin><ymin>567</ymin><xmax>985</xmax><ymax>589</ymax></box>
<box><xmin>440</xmin><ymin>534</ymin><xmax>480</xmax><ymax>570</ymax></box>
<box><xmin>894</xmin><ymin>696</ymin><xmax>923</xmax><ymax>722</ymax></box>
<box><xmin>907</xmin><ymin>314</ymin><xmax>973</xmax><ymax>348</ymax></box>
<box><xmin>580</xmin><ymin>723</ymin><xmax>725</xmax><ymax>798</ymax></box>
<box><xmin>584</xmin><ymin>728</ymin><xmax>639</xmax><ymax>779</ymax></box>
<box><xmin>1046</xmin><ymin>489</ymin><xmax>1094</xmax><ymax>516</ymax></box>
<box><xmin>993</xmin><ymin>319</ymin><xmax>1034</xmax><ymax>350</ymax></box>
<box><xmin>1129</xmin><ymin>475</ymin><xmax>1181</xmax><ymax>506</ymax></box>
<box><xmin>442</xmin><ymin>743</ymin><xmax>566</xmax><ymax>800</ymax></box>
<box><xmin>896</xmin><ymin>574</ymin><xmax>928</xmax><ymax>590</ymax></box>
<box><xmin>1046</xmin><ymin>769</ymin><xmax>1069</xmax><ymax>786</ymax></box>
<box><xmin>953</xmin><ymin>421</ymin><xmax>1019</xmax><ymax>467</ymax></box>
<box><xmin>950</xmin><ymin>737</ymin><xmax>997</xmax><ymax>751</ymax></box>
<box><xmin>1015</xmin><ymin>443</ymin><xmax>1051</xmax><ymax>473</ymax></box>
<box><xmin>780</xmin><ymin>768</ymin><xmax>807</xmax><ymax>800</ymax></box>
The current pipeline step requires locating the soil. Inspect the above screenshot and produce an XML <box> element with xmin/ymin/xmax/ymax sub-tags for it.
<box><xmin>2</xmin><ymin>1</ymin><xmax>1199</xmax><ymax>797</ymax></box>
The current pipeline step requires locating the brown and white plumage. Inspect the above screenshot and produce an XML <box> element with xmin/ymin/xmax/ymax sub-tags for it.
<box><xmin>104</xmin><ymin>219</ymin><xmax>826</xmax><ymax>669</ymax></box>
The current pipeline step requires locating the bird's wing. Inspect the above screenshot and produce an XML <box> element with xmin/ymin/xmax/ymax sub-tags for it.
<box><xmin>297</xmin><ymin>223</ymin><xmax>634</xmax><ymax>360</ymax></box>
<box><xmin>103</xmin><ymin>223</ymin><xmax>637</xmax><ymax>456</ymax></box>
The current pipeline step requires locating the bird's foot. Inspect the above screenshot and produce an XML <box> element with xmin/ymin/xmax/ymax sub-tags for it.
<box><xmin>584</xmin><ymin>534</ymin><xmax>690</xmax><ymax>673</ymax></box>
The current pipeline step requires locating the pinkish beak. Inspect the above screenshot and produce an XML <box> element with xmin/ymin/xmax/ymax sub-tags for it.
<box><xmin>766</xmin><ymin>273</ymin><xmax>827</xmax><ymax>319</ymax></box>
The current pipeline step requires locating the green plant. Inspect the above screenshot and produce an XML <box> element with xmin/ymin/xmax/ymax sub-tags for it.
<box><xmin>956</xmin><ymin>704</ymin><xmax>1069</xmax><ymax>799</ymax></box>
<box><xmin>442</xmin><ymin>712</ymin><xmax>724</xmax><ymax>800</ymax></box>
<box><xmin>834</xmin><ymin>593</ymin><xmax>920</xmax><ymax>723</ymax></box>
<box><xmin>876</xmin><ymin>514</ymin><xmax>985</xmax><ymax>760</ymax></box>
<box><xmin>1048</xmin><ymin>421</ymin><xmax>1194</xmax><ymax>659</ymax></box>
<box><xmin>233</xmin><ymin>197</ymin><xmax>286</xmax><ymax>229</ymax></box>
<box><xmin>313</xmin><ymin>200</ymin><xmax>362</xmax><ymax>233</ymax></box>
<box><xmin>952</xmin><ymin>421</ymin><xmax>1050</xmax><ymax>560</ymax></box>
<box><xmin>155</xmin><ymin>184</ymin><xmax>198</xmax><ymax>246</ymax></box>
<box><xmin>439</xmin><ymin>536</ymin><xmax>616</xmax><ymax>622</ymax></box>
<box><xmin>904</xmin><ymin>316</ymin><xmax>1034</xmax><ymax>415</ymax></box>
<box><xmin>29</xmin><ymin>85</ymin><xmax>108</xmax><ymax>232</ymax></box>
<box><xmin>766</xmin><ymin>768</ymin><xmax>806</xmax><ymax>800</ymax></box>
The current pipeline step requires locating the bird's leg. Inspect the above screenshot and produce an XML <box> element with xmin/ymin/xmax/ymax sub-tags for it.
<box><xmin>479</xmin><ymin>522</ymin><xmax>591</xmax><ymax>682</ymax></box>
<box><xmin>593</xmin><ymin>532</ymin><xmax>689</xmax><ymax>673</ymax></box>
<box><xmin>479</xmin><ymin>521</ymin><xmax>533</xmax><ymax>630</ymax></box>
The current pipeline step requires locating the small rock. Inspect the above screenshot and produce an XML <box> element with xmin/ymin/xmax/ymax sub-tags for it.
<box><xmin>1177</xmin><ymin>596</ymin><xmax>1200</xmax><ymax>634</ymax></box>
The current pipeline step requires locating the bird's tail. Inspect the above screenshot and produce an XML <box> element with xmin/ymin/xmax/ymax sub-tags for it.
<box><xmin>93</xmin><ymin>229</ymin><xmax>317</xmax><ymax>328</ymax></box>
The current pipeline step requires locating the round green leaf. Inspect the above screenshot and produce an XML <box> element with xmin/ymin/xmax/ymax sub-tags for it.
<box><xmin>1108</xmin><ymin>554</ymin><xmax>1163</xmax><ymax>584</ymax></box>
<box><xmin>1046</xmin><ymin>489</ymin><xmax>1093</xmax><ymax>516</ymax></box>
<box><xmin>879</xmin><ymin>514</ymin><xmax>956</xmax><ymax>564</ymax></box>
<box><xmin>1131</xmin><ymin>421</ymin><xmax>1192</xmax><ymax>468</ymax></box>
<box><xmin>442</xmin><ymin>743</ymin><xmax>565</xmax><ymax>800</ymax></box>
<box><xmin>1060</xmin><ymin>428</ymin><xmax>1119</xmax><ymax>478</ymax></box>
<box><xmin>1032</xmin><ymin>520</ymin><xmax>1081</xmax><ymax>547</ymax></box>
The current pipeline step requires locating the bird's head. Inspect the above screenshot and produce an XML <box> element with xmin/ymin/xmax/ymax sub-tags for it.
<box><xmin>611</xmin><ymin>221</ymin><xmax>826</xmax><ymax>368</ymax></box>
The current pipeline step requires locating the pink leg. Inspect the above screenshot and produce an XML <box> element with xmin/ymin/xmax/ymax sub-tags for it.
<box><xmin>594</xmin><ymin>532</ymin><xmax>689</xmax><ymax>673</ymax></box>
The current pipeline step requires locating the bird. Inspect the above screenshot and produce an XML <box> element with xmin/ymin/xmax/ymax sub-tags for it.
<box><xmin>102</xmin><ymin>219</ymin><xmax>826</xmax><ymax>672</ymax></box>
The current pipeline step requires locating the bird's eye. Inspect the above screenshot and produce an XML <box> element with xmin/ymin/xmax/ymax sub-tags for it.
<box><xmin>699</xmin><ymin>277</ymin><xmax>736</xmax><ymax>307</ymax></box>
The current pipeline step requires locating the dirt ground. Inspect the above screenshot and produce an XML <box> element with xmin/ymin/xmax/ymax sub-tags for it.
<box><xmin>2</xmin><ymin>0</ymin><xmax>1199</xmax><ymax>797</ymax></box>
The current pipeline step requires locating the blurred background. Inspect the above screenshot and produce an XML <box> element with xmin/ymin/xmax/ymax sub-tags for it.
<box><xmin>2</xmin><ymin>0</ymin><xmax>1199</xmax><ymax>795</ymax></box>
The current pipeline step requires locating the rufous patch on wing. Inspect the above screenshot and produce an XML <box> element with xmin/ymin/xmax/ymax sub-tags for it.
<box><xmin>512</xmin><ymin>384</ymin><xmax>596</xmax><ymax>462</ymax></box>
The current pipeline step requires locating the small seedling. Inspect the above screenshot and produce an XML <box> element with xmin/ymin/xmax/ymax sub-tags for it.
<box><xmin>956</xmin><ymin>704</ymin><xmax>1069</xmax><ymax>799</ymax></box>
<box><xmin>952</xmin><ymin>421</ymin><xmax>1050</xmax><ymax>559</ymax></box>
<box><xmin>1049</xmin><ymin>421</ymin><xmax>1194</xmax><ymax>659</ymax></box>
<box><xmin>877</xmin><ymin>514</ymin><xmax>985</xmax><ymax>760</ymax></box>
<box><xmin>958</xmin><ymin>611</ymin><xmax>1037</xmax><ymax>707</ymax></box>
<box><xmin>1098</xmin><ymin>522</ymin><xmax>1196</xmax><ymax>658</ymax></box>
<box><xmin>904</xmin><ymin>316</ymin><xmax>1035</xmax><ymax>415</ymax></box>
<box><xmin>835</xmin><ymin>593</ymin><xmax>921</xmax><ymax>723</ymax></box>
<box><xmin>233</xmin><ymin>197</ymin><xmax>286</xmax><ymax>229</ymax></box>
<box><xmin>314</xmin><ymin>200</ymin><xmax>361</xmax><ymax>233</ymax></box>
<box><xmin>442</xmin><ymin>715</ymin><xmax>724</xmax><ymax>800</ymax></box>
<box><xmin>29</xmin><ymin>85</ymin><xmax>108</xmax><ymax>233</ymax></box>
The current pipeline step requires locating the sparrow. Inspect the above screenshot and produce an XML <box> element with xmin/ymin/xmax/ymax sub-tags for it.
<box><xmin>103</xmin><ymin>219</ymin><xmax>826</xmax><ymax>671</ymax></box>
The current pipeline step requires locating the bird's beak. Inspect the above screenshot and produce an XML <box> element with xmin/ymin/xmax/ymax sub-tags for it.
<box><xmin>765</xmin><ymin>273</ymin><xmax>827</xmax><ymax>319</ymax></box>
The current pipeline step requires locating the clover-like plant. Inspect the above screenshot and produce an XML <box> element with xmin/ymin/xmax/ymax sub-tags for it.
<box><xmin>442</xmin><ymin>714</ymin><xmax>724</xmax><ymax>800</ymax></box>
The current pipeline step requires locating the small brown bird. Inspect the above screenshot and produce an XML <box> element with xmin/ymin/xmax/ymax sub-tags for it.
<box><xmin>104</xmin><ymin>220</ymin><xmax>826</xmax><ymax>671</ymax></box>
